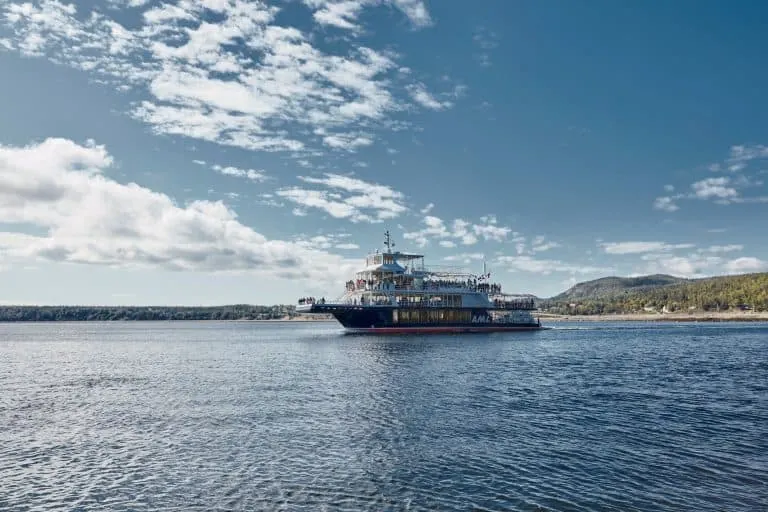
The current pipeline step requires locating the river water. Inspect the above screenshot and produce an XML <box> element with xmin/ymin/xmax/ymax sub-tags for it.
<box><xmin>1</xmin><ymin>321</ymin><xmax>767</xmax><ymax>511</ymax></box>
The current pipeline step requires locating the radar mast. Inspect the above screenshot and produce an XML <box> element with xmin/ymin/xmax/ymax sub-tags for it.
<box><xmin>384</xmin><ymin>230</ymin><xmax>396</xmax><ymax>253</ymax></box>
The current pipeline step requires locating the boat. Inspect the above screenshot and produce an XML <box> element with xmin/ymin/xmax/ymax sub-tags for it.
<box><xmin>296</xmin><ymin>231</ymin><xmax>546</xmax><ymax>334</ymax></box>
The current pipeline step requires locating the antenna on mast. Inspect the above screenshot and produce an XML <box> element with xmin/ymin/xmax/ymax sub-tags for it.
<box><xmin>384</xmin><ymin>230</ymin><xmax>395</xmax><ymax>253</ymax></box>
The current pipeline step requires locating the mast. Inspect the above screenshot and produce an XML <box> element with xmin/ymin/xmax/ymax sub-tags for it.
<box><xmin>384</xmin><ymin>229</ymin><xmax>395</xmax><ymax>253</ymax></box>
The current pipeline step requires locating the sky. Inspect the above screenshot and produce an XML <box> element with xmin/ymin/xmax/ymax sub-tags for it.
<box><xmin>0</xmin><ymin>0</ymin><xmax>767</xmax><ymax>305</ymax></box>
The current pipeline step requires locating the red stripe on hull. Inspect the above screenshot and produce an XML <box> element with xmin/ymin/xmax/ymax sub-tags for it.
<box><xmin>345</xmin><ymin>325</ymin><xmax>545</xmax><ymax>334</ymax></box>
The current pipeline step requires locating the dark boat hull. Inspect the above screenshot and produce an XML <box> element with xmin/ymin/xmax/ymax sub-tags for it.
<box><xmin>297</xmin><ymin>304</ymin><xmax>545</xmax><ymax>334</ymax></box>
<box><xmin>344</xmin><ymin>325</ymin><xmax>545</xmax><ymax>334</ymax></box>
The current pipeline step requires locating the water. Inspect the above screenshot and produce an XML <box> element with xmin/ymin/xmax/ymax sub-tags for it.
<box><xmin>1</xmin><ymin>321</ymin><xmax>767</xmax><ymax>511</ymax></box>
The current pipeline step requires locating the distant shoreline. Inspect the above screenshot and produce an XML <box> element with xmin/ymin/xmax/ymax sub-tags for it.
<box><xmin>2</xmin><ymin>314</ymin><xmax>767</xmax><ymax>323</ymax></box>
<box><xmin>538</xmin><ymin>312</ymin><xmax>768</xmax><ymax>322</ymax></box>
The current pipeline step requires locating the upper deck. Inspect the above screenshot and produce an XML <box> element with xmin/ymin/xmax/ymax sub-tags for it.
<box><xmin>297</xmin><ymin>230</ymin><xmax>536</xmax><ymax>311</ymax></box>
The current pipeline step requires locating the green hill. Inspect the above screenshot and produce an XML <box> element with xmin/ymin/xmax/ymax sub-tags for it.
<box><xmin>543</xmin><ymin>272</ymin><xmax>768</xmax><ymax>314</ymax></box>
<box><xmin>551</xmin><ymin>274</ymin><xmax>688</xmax><ymax>301</ymax></box>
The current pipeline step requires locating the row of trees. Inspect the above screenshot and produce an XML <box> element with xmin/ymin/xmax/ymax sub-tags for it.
<box><xmin>0</xmin><ymin>305</ymin><xmax>312</xmax><ymax>322</ymax></box>
<box><xmin>542</xmin><ymin>273</ymin><xmax>768</xmax><ymax>314</ymax></box>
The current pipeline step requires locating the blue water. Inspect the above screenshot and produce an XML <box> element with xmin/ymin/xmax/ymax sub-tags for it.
<box><xmin>1</xmin><ymin>321</ymin><xmax>767</xmax><ymax>511</ymax></box>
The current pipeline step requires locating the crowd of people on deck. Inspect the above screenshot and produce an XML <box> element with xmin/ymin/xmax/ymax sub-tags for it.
<box><xmin>344</xmin><ymin>277</ymin><xmax>507</xmax><ymax>294</ymax></box>
<box><xmin>492</xmin><ymin>297</ymin><xmax>535</xmax><ymax>310</ymax></box>
<box><xmin>297</xmin><ymin>297</ymin><xmax>325</xmax><ymax>305</ymax></box>
<box><xmin>423</xmin><ymin>279</ymin><xmax>502</xmax><ymax>294</ymax></box>
<box><xmin>346</xmin><ymin>279</ymin><xmax>397</xmax><ymax>291</ymax></box>
<box><xmin>344</xmin><ymin>295</ymin><xmax>391</xmax><ymax>306</ymax></box>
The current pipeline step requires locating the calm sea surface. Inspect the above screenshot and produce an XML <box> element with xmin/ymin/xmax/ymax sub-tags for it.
<box><xmin>1</xmin><ymin>321</ymin><xmax>767</xmax><ymax>511</ymax></box>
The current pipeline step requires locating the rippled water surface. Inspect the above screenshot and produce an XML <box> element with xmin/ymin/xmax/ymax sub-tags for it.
<box><xmin>2</xmin><ymin>321</ymin><xmax>767</xmax><ymax>511</ymax></box>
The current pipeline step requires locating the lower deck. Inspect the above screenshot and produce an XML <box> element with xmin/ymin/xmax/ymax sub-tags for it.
<box><xmin>299</xmin><ymin>304</ymin><xmax>542</xmax><ymax>331</ymax></box>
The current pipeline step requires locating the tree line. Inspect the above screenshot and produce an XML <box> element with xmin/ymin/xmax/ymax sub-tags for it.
<box><xmin>0</xmin><ymin>305</ymin><xmax>315</xmax><ymax>322</ymax></box>
<box><xmin>541</xmin><ymin>272</ymin><xmax>768</xmax><ymax>315</ymax></box>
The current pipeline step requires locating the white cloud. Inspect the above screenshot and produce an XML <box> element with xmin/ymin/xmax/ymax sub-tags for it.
<box><xmin>728</xmin><ymin>144</ymin><xmax>768</xmax><ymax>165</ymax></box>
<box><xmin>700</xmin><ymin>245</ymin><xmax>743</xmax><ymax>253</ymax></box>
<box><xmin>212</xmin><ymin>165</ymin><xmax>268</xmax><ymax>182</ymax></box>
<box><xmin>293</xmin><ymin>233</ymin><xmax>359</xmax><ymax>251</ymax></box>
<box><xmin>691</xmin><ymin>177</ymin><xmax>738</xmax><ymax>200</ymax></box>
<box><xmin>0</xmin><ymin>137</ymin><xmax>355</xmax><ymax>283</ymax></box>
<box><xmin>390</xmin><ymin>0</ymin><xmax>432</xmax><ymax>27</ymax></box>
<box><xmin>653</xmin><ymin>143</ymin><xmax>768</xmax><ymax>211</ymax></box>
<box><xmin>494</xmin><ymin>255</ymin><xmax>613</xmax><ymax>276</ymax></box>
<box><xmin>600</xmin><ymin>241</ymin><xmax>695</xmax><ymax>255</ymax></box>
<box><xmin>407</xmin><ymin>83</ymin><xmax>452</xmax><ymax>110</ymax></box>
<box><xmin>0</xmin><ymin>0</ymin><xmax>446</xmax><ymax>157</ymax></box>
<box><xmin>276</xmin><ymin>172</ymin><xmax>407</xmax><ymax>223</ymax></box>
<box><xmin>653</xmin><ymin>196</ymin><xmax>680</xmax><ymax>212</ymax></box>
<box><xmin>723</xmin><ymin>257</ymin><xmax>768</xmax><ymax>273</ymax></box>
<box><xmin>472</xmin><ymin>26</ymin><xmax>498</xmax><ymax>67</ymax></box>
<box><xmin>420</xmin><ymin>202</ymin><xmax>434</xmax><ymax>214</ymax></box>
<box><xmin>304</xmin><ymin>0</ymin><xmax>367</xmax><ymax>31</ymax></box>
<box><xmin>443</xmin><ymin>252</ymin><xmax>485</xmax><ymax>265</ymax></box>
<box><xmin>530</xmin><ymin>235</ymin><xmax>560</xmax><ymax>252</ymax></box>
<box><xmin>631</xmin><ymin>249</ymin><xmax>765</xmax><ymax>279</ymax></box>
<box><xmin>640</xmin><ymin>254</ymin><xmax>722</xmax><ymax>278</ymax></box>
<box><xmin>321</xmin><ymin>133</ymin><xmax>373</xmax><ymax>151</ymax></box>
<box><xmin>403</xmin><ymin>214</ymin><xmax>511</xmax><ymax>247</ymax></box>
<box><xmin>303</xmin><ymin>0</ymin><xmax>431</xmax><ymax>31</ymax></box>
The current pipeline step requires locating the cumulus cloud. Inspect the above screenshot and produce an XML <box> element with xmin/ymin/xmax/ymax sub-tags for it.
<box><xmin>654</xmin><ymin>143</ymin><xmax>768</xmax><ymax>211</ymax></box>
<box><xmin>293</xmin><ymin>233</ymin><xmax>359</xmax><ymax>251</ymax></box>
<box><xmin>303</xmin><ymin>0</ymin><xmax>431</xmax><ymax>31</ymax></box>
<box><xmin>699</xmin><ymin>244</ymin><xmax>743</xmax><ymax>253</ymax></box>
<box><xmin>723</xmin><ymin>257</ymin><xmax>768</xmax><ymax>273</ymax></box>
<box><xmin>691</xmin><ymin>177</ymin><xmax>738</xmax><ymax>201</ymax></box>
<box><xmin>407</xmin><ymin>83</ymin><xmax>453</xmax><ymax>110</ymax></box>
<box><xmin>276</xmin><ymin>172</ymin><xmax>407</xmax><ymax>223</ymax></box>
<box><xmin>635</xmin><ymin>252</ymin><xmax>766</xmax><ymax>278</ymax></box>
<box><xmin>609</xmin><ymin>243</ymin><xmax>763</xmax><ymax>278</ymax></box>
<box><xmin>0</xmin><ymin>137</ymin><xmax>355</xmax><ymax>282</ymax></box>
<box><xmin>653</xmin><ymin>196</ymin><xmax>680</xmax><ymax>212</ymax></box>
<box><xmin>728</xmin><ymin>144</ymin><xmax>768</xmax><ymax>165</ymax></box>
<box><xmin>0</xmin><ymin>0</ymin><xmax>448</xmax><ymax>156</ymax></box>
<box><xmin>600</xmin><ymin>241</ymin><xmax>695</xmax><ymax>255</ymax></box>
<box><xmin>443</xmin><ymin>252</ymin><xmax>485</xmax><ymax>265</ymax></box>
<box><xmin>403</xmin><ymin>214</ymin><xmax>511</xmax><ymax>247</ymax></box>
<box><xmin>530</xmin><ymin>236</ymin><xmax>561</xmax><ymax>253</ymax></box>
<box><xmin>639</xmin><ymin>254</ymin><xmax>722</xmax><ymax>278</ymax></box>
<box><xmin>212</xmin><ymin>164</ymin><xmax>268</xmax><ymax>182</ymax></box>
<box><xmin>494</xmin><ymin>255</ymin><xmax>613</xmax><ymax>276</ymax></box>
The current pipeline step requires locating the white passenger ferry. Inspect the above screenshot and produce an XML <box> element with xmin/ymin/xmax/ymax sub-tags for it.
<box><xmin>297</xmin><ymin>231</ymin><xmax>544</xmax><ymax>334</ymax></box>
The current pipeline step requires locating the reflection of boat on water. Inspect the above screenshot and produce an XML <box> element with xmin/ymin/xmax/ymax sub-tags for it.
<box><xmin>297</xmin><ymin>231</ymin><xmax>546</xmax><ymax>334</ymax></box>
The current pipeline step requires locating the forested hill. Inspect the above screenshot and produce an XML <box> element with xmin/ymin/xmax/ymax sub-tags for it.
<box><xmin>542</xmin><ymin>272</ymin><xmax>768</xmax><ymax>314</ymax></box>
<box><xmin>0</xmin><ymin>305</ymin><xmax>311</xmax><ymax>322</ymax></box>
<box><xmin>551</xmin><ymin>274</ymin><xmax>688</xmax><ymax>301</ymax></box>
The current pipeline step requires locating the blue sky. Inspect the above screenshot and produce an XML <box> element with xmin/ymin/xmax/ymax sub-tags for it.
<box><xmin>1</xmin><ymin>0</ymin><xmax>767</xmax><ymax>305</ymax></box>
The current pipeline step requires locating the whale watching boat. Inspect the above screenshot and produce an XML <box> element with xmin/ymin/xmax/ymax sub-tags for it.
<box><xmin>296</xmin><ymin>231</ymin><xmax>544</xmax><ymax>334</ymax></box>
